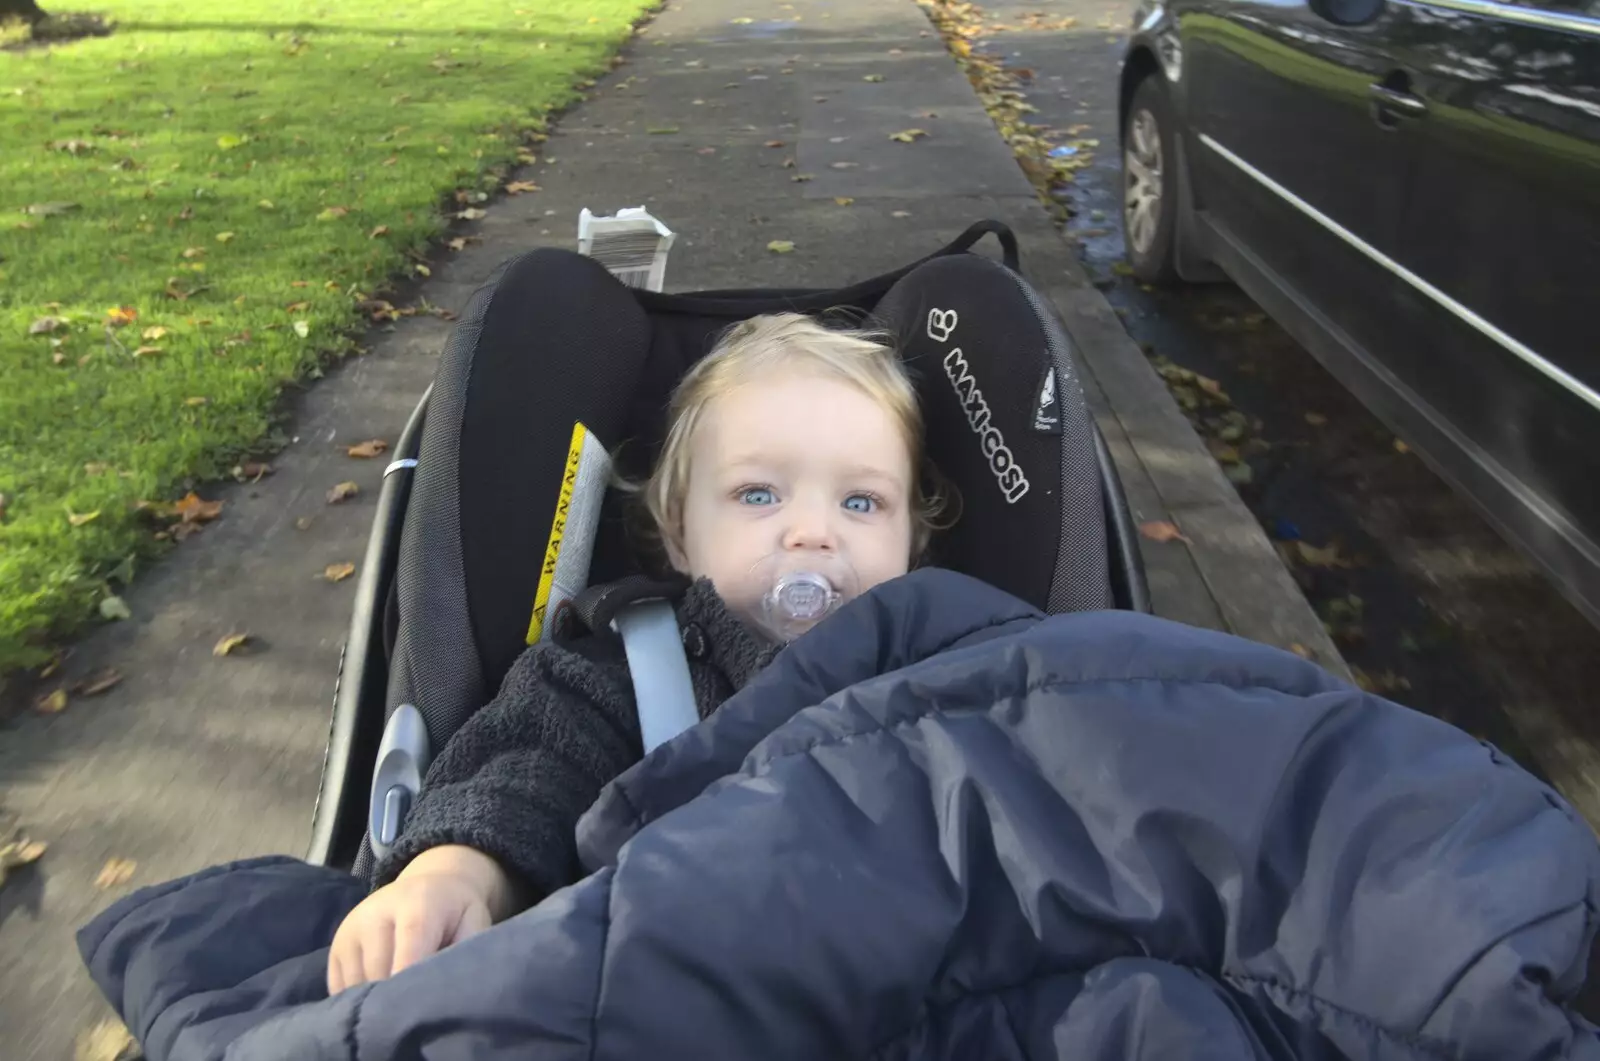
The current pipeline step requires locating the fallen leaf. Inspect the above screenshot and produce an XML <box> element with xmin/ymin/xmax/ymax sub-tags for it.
<box><xmin>132</xmin><ymin>346</ymin><xmax>163</xmax><ymax>357</ymax></box>
<box><xmin>216</xmin><ymin>133</ymin><xmax>247</xmax><ymax>150</ymax></box>
<box><xmin>184</xmin><ymin>396</ymin><xmax>209</xmax><ymax>407</ymax></box>
<box><xmin>829</xmin><ymin>161</ymin><xmax>859</xmax><ymax>169</ymax></box>
<box><xmin>74</xmin><ymin>1017</ymin><xmax>137</xmax><ymax>1061</ymax></box>
<box><xmin>1288</xmin><ymin>643</ymin><xmax>1313</xmax><ymax>660</ymax></box>
<box><xmin>505</xmin><ymin>181</ymin><xmax>540</xmax><ymax>193</ymax></box>
<box><xmin>456</xmin><ymin>207</ymin><xmax>487</xmax><ymax>221</ymax></box>
<box><xmin>35</xmin><ymin>688</ymin><xmax>69</xmax><ymax>714</ymax></box>
<box><xmin>863</xmin><ymin>74</ymin><xmax>886</xmax><ymax>82</ymax></box>
<box><xmin>215</xmin><ymin>231</ymin><xmax>236</xmax><ymax>244</ymax></box>
<box><xmin>1304</xmin><ymin>412</ymin><xmax>1328</xmax><ymax>427</ymax></box>
<box><xmin>766</xmin><ymin>240</ymin><xmax>796</xmax><ymax>254</ymax></box>
<box><xmin>295</xmin><ymin>515</ymin><xmax>316</xmax><ymax>530</ymax></box>
<box><xmin>326</xmin><ymin>481</ymin><xmax>360</xmax><ymax>504</ymax></box>
<box><xmin>414</xmin><ymin>263</ymin><xmax>431</xmax><ymax>277</ymax></box>
<box><xmin>1223</xmin><ymin>462</ymin><xmax>1254</xmax><ymax>486</ymax></box>
<box><xmin>141</xmin><ymin>325</ymin><xmax>170</xmax><ymax>340</ymax></box>
<box><xmin>347</xmin><ymin>439</ymin><xmax>389</xmax><ymax>459</ymax></box>
<box><xmin>369</xmin><ymin>225</ymin><xmax>390</xmax><ymax>239</ymax></box>
<box><xmin>293</xmin><ymin>320</ymin><xmax>311</xmax><ymax>339</ymax></box>
<box><xmin>173</xmin><ymin>492</ymin><xmax>224</xmax><ymax>523</ymax></box>
<box><xmin>29</xmin><ymin>316</ymin><xmax>65</xmax><ymax>335</ymax></box>
<box><xmin>764</xmin><ymin>140</ymin><xmax>786</xmax><ymax>148</ymax></box>
<box><xmin>891</xmin><ymin>210</ymin><xmax>912</xmax><ymax>218</ymax></box>
<box><xmin>317</xmin><ymin>206</ymin><xmax>349</xmax><ymax>221</ymax></box>
<box><xmin>213</xmin><ymin>633</ymin><xmax>251</xmax><ymax>657</ymax></box>
<box><xmin>697</xmin><ymin>146</ymin><xmax>718</xmax><ymax>155</ymax></box>
<box><xmin>446</xmin><ymin>237</ymin><xmax>470</xmax><ymax>251</ymax></box>
<box><xmin>0</xmin><ymin>837</ymin><xmax>48</xmax><ymax>889</ymax></box>
<box><xmin>790</xmin><ymin>173</ymin><xmax>814</xmax><ymax>182</ymax></box>
<box><xmin>76</xmin><ymin>668</ymin><xmax>124</xmax><ymax>696</ymax></box>
<box><xmin>25</xmin><ymin>201</ymin><xmax>81</xmax><ymax>216</ymax></box>
<box><xmin>232</xmin><ymin>461</ymin><xmax>273</xmax><ymax>481</ymax></box>
<box><xmin>105</xmin><ymin>306</ymin><xmax>137</xmax><ymax>327</ymax></box>
<box><xmin>95</xmin><ymin>857</ymin><xmax>137</xmax><ymax>889</ymax></box>
<box><xmin>324</xmin><ymin>561</ymin><xmax>357</xmax><ymax>583</ymax></box>
<box><xmin>99</xmin><ymin>595</ymin><xmax>132</xmax><ymax>621</ymax></box>
<box><xmin>1295</xmin><ymin>541</ymin><xmax>1348</xmax><ymax>568</ymax></box>
<box><xmin>68</xmin><ymin>510</ymin><xmax>101</xmax><ymax>527</ymax></box>
<box><xmin>258</xmin><ymin>199</ymin><xmax>276</xmax><ymax>209</ymax></box>
<box><xmin>1394</xmin><ymin>438</ymin><xmax>1410</xmax><ymax>454</ymax></box>
<box><xmin>888</xmin><ymin>128</ymin><xmax>929</xmax><ymax>142</ymax></box>
<box><xmin>833</xmin><ymin>197</ymin><xmax>855</xmax><ymax>206</ymax></box>
<box><xmin>1138</xmin><ymin>520</ymin><xmax>1189</xmax><ymax>544</ymax></box>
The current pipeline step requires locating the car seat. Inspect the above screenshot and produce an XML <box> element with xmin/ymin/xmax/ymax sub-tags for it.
<box><xmin>304</xmin><ymin>220</ymin><xmax>1150</xmax><ymax>877</ymax></box>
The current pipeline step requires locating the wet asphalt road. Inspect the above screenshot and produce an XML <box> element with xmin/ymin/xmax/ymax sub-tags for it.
<box><xmin>973</xmin><ymin>0</ymin><xmax>1600</xmax><ymax>822</ymax></box>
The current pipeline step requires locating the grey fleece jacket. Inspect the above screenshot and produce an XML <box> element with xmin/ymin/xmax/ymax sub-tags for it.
<box><xmin>372</xmin><ymin>578</ymin><xmax>779</xmax><ymax>901</ymax></box>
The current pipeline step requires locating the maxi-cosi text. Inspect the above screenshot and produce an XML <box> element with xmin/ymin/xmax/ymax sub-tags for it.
<box><xmin>928</xmin><ymin>309</ymin><xmax>1030</xmax><ymax>504</ymax></box>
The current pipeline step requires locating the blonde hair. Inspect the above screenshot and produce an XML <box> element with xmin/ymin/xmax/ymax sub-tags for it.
<box><xmin>638</xmin><ymin>312</ymin><xmax>952</xmax><ymax>565</ymax></box>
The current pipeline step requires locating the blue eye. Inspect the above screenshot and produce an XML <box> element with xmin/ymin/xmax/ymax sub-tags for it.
<box><xmin>738</xmin><ymin>486</ymin><xmax>776</xmax><ymax>506</ymax></box>
<box><xmin>843</xmin><ymin>493</ymin><xmax>877</xmax><ymax>514</ymax></box>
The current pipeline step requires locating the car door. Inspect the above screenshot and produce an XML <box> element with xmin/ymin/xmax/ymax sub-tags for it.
<box><xmin>1384</xmin><ymin>0</ymin><xmax>1600</xmax><ymax>618</ymax></box>
<box><xmin>1182</xmin><ymin>0</ymin><xmax>1418</xmax><ymax>366</ymax></box>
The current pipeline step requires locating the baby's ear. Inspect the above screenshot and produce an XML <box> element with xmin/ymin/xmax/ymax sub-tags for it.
<box><xmin>662</xmin><ymin>530</ymin><xmax>690</xmax><ymax>575</ymax></box>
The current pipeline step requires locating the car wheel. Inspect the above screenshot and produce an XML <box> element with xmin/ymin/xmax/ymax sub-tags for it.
<box><xmin>1122</xmin><ymin>76</ymin><xmax>1180</xmax><ymax>285</ymax></box>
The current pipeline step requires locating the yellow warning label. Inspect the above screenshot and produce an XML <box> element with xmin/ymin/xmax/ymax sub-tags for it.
<box><xmin>526</xmin><ymin>422</ymin><xmax>586</xmax><ymax>644</ymax></box>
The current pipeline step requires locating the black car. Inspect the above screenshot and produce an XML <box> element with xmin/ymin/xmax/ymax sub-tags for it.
<box><xmin>1119</xmin><ymin>0</ymin><xmax>1600</xmax><ymax>627</ymax></box>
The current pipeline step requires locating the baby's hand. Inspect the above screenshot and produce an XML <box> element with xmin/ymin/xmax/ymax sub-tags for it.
<box><xmin>327</xmin><ymin>845</ymin><xmax>516</xmax><ymax>994</ymax></box>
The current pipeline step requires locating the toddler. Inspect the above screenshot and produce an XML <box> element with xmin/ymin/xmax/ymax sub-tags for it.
<box><xmin>328</xmin><ymin>311</ymin><xmax>948</xmax><ymax>992</ymax></box>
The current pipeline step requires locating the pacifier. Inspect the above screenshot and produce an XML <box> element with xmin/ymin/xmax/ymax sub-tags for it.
<box><xmin>747</xmin><ymin>553</ymin><xmax>859</xmax><ymax>643</ymax></box>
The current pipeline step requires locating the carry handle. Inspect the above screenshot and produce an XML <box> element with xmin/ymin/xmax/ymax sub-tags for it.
<box><xmin>941</xmin><ymin>220</ymin><xmax>1020</xmax><ymax>272</ymax></box>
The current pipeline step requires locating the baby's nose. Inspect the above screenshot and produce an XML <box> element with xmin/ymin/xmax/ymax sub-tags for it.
<box><xmin>781</xmin><ymin>502</ymin><xmax>838</xmax><ymax>551</ymax></box>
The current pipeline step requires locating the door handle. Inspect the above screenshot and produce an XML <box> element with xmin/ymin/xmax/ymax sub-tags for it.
<box><xmin>1369</xmin><ymin>83</ymin><xmax>1428</xmax><ymax>118</ymax></box>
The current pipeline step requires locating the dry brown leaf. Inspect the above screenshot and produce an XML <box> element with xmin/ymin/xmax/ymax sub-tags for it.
<box><xmin>0</xmin><ymin>837</ymin><xmax>48</xmax><ymax>889</ymax></box>
<box><xmin>317</xmin><ymin>205</ymin><xmax>350</xmax><ymax>221</ymax></box>
<box><xmin>505</xmin><ymin>181</ymin><xmax>540</xmax><ymax>193</ymax></box>
<box><xmin>75</xmin><ymin>668</ymin><xmax>124</xmax><ymax>697</ymax></box>
<box><xmin>74</xmin><ymin>1017</ymin><xmax>138</xmax><ymax>1061</ymax></box>
<box><xmin>173</xmin><ymin>492</ymin><xmax>224</xmax><ymax>524</ymax></box>
<box><xmin>456</xmin><ymin>207</ymin><xmax>487</xmax><ymax>221</ymax></box>
<box><xmin>323</xmin><ymin>561</ymin><xmax>357</xmax><ymax>583</ymax></box>
<box><xmin>232</xmin><ymin>461</ymin><xmax>273</xmax><ymax>482</ymax></box>
<box><xmin>132</xmin><ymin>345</ymin><xmax>163</xmax><ymax>357</ymax></box>
<box><xmin>95</xmin><ymin>857</ymin><xmax>137</xmax><ymax>889</ymax></box>
<box><xmin>326</xmin><ymin>481</ymin><xmax>360</xmax><ymax>504</ymax></box>
<box><xmin>35</xmin><ymin>688</ymin><xmax>68</xmax><ymax>714</ymax></box>
<box><xmin>1138</xmin><ymin>520</ymin><xmax>1190</xmax><ymax>544</ymax></box>
<box><xmin>213</xmin><ymin>633</ymin><xmax>251</xmax><ymax>657</ymax></box>
<box><xmin>105</xmin><ymin>306</ymin><xmax>138</xmax><ymax>327</ymax></box>
<box><xmin>446</xmin><ymin>237</ymin><xmax>469</xmax><ymax>251</ymax></box>
<box><xmin>764</xmin><ymin>139</ymin><xmax>786</xmax><ymax>148</ymax></box>
<box><xmin>346</xmin><ymin>439</ymin><xmax>389</xmax><ymax>459</ymax></box>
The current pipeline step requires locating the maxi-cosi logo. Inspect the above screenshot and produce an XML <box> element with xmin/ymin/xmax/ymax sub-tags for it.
<box><xmin>928</xmin><ymin>308</ymin><xmax>1030</xmax><ymax>504</ymax></box>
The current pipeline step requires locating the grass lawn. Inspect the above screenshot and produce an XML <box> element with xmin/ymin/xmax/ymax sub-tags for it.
<box><xmin>0</xmin><ymin>0</ymin><xmax>651</xmax><ymax>675</ymax></box>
